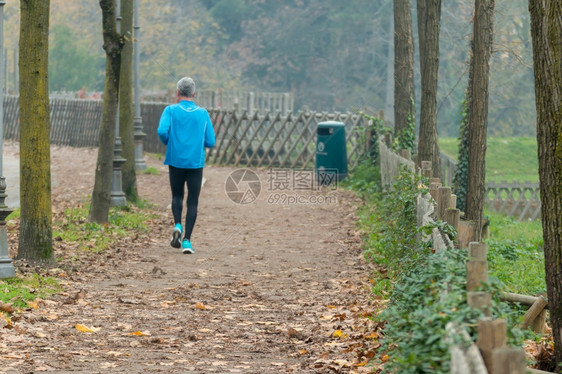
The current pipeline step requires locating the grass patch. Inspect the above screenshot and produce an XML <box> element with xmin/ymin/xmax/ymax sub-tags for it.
<box><xmin>53</xmin><ymin>203</ymin><xmax>158</xmax><ymax>253</ymax></box>
<box><xmin>7</xmin><ymin>208</ymin><xmax>20</xmax><ymax>222</ymax></box>
<box><xmin>439</xmin><ymin>137</ymin><xmax>538</xmax><ymax>183</ymax></box>
<box><xmin>0</xmin><ymin>274</ymin><xmax>62</xmax><ymax>309</ymax></box>
<box><xmin>485</xmin><ymin>210</ymin><xmax>545</xmax><ymax>295</ymax></box>
<box><xmin>140</xmin><ymin>166</ymin><xmax>159</xmax><ymax>175</ymax></box>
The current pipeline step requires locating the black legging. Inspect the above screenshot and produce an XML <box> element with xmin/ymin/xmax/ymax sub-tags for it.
<box><xmin>169</xmin><ymin>166</ymin><xmax>203</xmax><ymax>241</ymax></box>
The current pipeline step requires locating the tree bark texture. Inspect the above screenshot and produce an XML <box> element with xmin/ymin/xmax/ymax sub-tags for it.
<box><xmin>119</xmin><ymin>0</ymin><xmax>138</xmax><ymax>201</ymax></box>
<box><xmin>90</xmin><ymin>0</ymin><xmax>123</xmax><ymax>223</ymax></box>
<box><xmin>465</xmin><ymin>0</ymin><xmax>495</xmax><ymax>241</ymax></box>
<box><xmin>416</xmin><ymin>0</ymin><xmax>442</xmax><ymax>178</ymax></box>
<box><xmin>17</xmin><ymin>0</ymin><xmax>54</xmax><ymax>264</ymax></box>
<box><xmin>394</xmin><ymin>0</ymin><xmax>415</xmax><ymax>141</ymax></box>
<box><xmin>529</xmin><ymin>0</ymin><xmax>562</xmax><ymax>370</ymax></box>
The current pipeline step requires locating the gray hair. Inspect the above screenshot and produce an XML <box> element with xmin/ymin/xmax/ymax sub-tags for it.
<box><xmin>177</xmin><ymin>77</ymin><xmax>196</xmax><ymax>97</ymax></box>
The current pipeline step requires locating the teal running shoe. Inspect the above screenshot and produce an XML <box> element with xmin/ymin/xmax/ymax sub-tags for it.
<box><xmin>182</xmin><ymin>239</ymin><xmax>194</xmax><ymax>254</ymax></box>
<box><xmin>170</xmin><ymin>223</ymin><xmax>182</xmax><ymax>248</ymax></box>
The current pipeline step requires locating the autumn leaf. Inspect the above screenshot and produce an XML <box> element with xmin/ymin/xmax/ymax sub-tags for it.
<box><xmin>27</xmin><ymin>301</ymin><xmax>39</xmax><ymax>310</ymax></box>
<box><xmin>75</xmin><ymin>324</ymin><xmax>100</xmax><ymax>333</ymax></box>
<box><xmin>0</xmin><ymin>302</ymin><xmax>15</xmax><ymax>314</ymax></box>
<box><xmin>332</xmin><ymin>330</ymin><xmax>348</xmax><ymax>339</ymax></box>
<box><xmin>195</xmin><ymin>302</ymin><xmax>213</xmax><ymax>310</ymax></box>
<box><xmin>129</xmin><ymin>330</ymin><xmax>150</xmax><ymax>336</ymax></box>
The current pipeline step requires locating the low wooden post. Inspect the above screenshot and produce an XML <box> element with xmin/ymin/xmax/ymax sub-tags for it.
<box><xmin>450</xmin><ymin>194</ymin><xmax>457</xmax><ymax>209</ymax></box>
<box><xmin>468</xmin><ymin>292</ymin><xmax>492</xmax><ymax>316</ymax></box>
<box><xmin>476</xmin><ymin>318</ymin><xmax>506</xmax><ymax>372</ymax></box>
<box><xmin>521</xmin><ymin>296</ymin><xmax>548</xmax><ymax>330</ymax></box>
<box><xmin>437</xmin><ymin>187</ymin><xmax>452</xmax><ymax>220</ymax></box>
<box><xmin>491</xmin><ymin>347</ymin><xmax>526</xmax><ymax>374</ymax></box>
<box><xmin>467</xmin><ymin>260</ymin><xmax>488</xmax><ymax>291</ymax></box>
<box><xmin>430</xmin><ymin>182</ymin><xmax>442</xmax><ymax>201</ymax></box>
<box><xmin>445</xmin><ymin>208</ymin><xmax>460</xmax><ymax>232</ymax></box>
<box><xmin>457</xmin><ymin>220</ymin><xmax>477</xmax><ymax>249</ymax></box>
<box><xmin>398</xmin><ymin>148</ymin><xmax>411</xmax><ymax>160</ymax></box>
<box><xmin>469</xmin><ymin>242</ymin><xmax>488</xmax><ymax>261</ymax></box>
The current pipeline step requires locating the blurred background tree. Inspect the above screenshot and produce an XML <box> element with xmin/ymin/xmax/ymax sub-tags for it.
<box><xmin>3</xmin><ymin>0</ymin><xmax>536</xmax><ymax>137</ymax></box>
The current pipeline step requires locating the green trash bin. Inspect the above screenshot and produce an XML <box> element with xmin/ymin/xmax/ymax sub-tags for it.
<box><xmin>316</xmin><ymin>121</ymin><xmax>348</xmax><ymax>185</ymax></box>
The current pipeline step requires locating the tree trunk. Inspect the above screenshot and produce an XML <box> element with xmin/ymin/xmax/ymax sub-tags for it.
<box><xmin>416</xmin><ymin>0</ymin><xmax>442</xmax><ymax>178</ymax></box>
<box><xmin>529</xmin><ymin>1</ymin><xmax>562</xmax><ymax>370</ymax></box>
<box><xmin>464</xmin><ymin>0</ymin><xmax>495</xmax><ymax>241</ymax></box>
<box><xmin>89</xmin><ymin>0</ymin><xmax>123</xmax><ymax>224</ymax></box>
<box><xmin>17</xmin><ymin>0</ymin><xmax>54</xmax><ymax>264</ymax></box>
<box><xmin>394</xmin><ymin>0</ymin><xmax>415</xmax><ymax>150</ymax></box>
<box><xmin>385</xmin><ymin>15</ymin><xmax>395</xmax><ymax>127</ymax></box>
<box><xmin>119</xmin><ymin>0</ymin><xmax>137</xmax><ymax>201</ymax></box>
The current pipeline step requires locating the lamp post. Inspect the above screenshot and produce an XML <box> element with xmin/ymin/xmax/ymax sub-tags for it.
<box><xmin>133</xmin><ymin>0</ymin><xmax>146</xmax><ymax>171</ymax></box>
<box><xmin>0</xmin><ymin>0</ymin><xmax>15</xmax><ymax>279</ymax></box>
<box><xmin>110</xmin><ymin>0</ymin><xmax>127</xmax><ymax>206</ymax></box>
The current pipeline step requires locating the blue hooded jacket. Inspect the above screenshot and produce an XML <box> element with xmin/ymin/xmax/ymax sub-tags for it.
<box><xmin>157</xmin><ymin>100</ymin><xmax>216</xmax><ymax>169</ymax></box>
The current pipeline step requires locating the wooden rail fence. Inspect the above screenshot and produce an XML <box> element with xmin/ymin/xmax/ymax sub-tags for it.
<box><xmin>379</xmin><ymin>140</ymin><xmax>545</xmax><ymax>374</ymax></box>
<box><xmin>437</xmin><ymin>152</ymin><xmax>540</xmax><ymax>222</ymax></box>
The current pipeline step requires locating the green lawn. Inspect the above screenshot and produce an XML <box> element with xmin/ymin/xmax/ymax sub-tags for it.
<box><xmin>485</xmin><ymin>210</ymin><xmax>545</xmax><ymax>295</ymax></box>
<box><xmin>439</xmin><ymin>137</ymin><xmax>539</xmax><ymax>183</ymax></box>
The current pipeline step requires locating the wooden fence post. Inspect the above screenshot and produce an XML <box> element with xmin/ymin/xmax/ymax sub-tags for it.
<box><xmin>467</xmin><ymin>260</ymin><xmax>488</xmax><ymax>292</ymax></box>
<box><xmin>469</xmin><ymin>242</ymin><xmax>488</xmax><ymax>261</ymax></box>
<box><xmin>476</xmin><ymin>318</ymin><xmax>506</xmax><ymax>372</ymax></box>
<box><xmin>429</xmin><ymin>183</ymin><xmax>440</xmax><ymax>201</ymax></box>
<box><xmin>467</xmin><ymin>292</ymin><xmax>491</xmax><ymax>316</ymax></box>
<box><xmin>398</xmin><ymin>148</ymin><xmax>411</xmax><ymax>160</ymax></box>
<box><xmin>490</xmin><ymin>347</ymin><xmax>526</xmax><ymax>374</ymax></box>
<box><xmin>450</xmin><ymin>194</ymin><xmax>457</xmax><ymax>209</ymax></box>
<box><xmin>437</xmin><ymin>187</ymin><xmax>452</xmax><ymax>220</ymax></box>
<box><xmin>445</xmin><ymin>208</ymin><xmax>460</xmax><ymax>232</ymax></box>
<box><xmin>521</xmin><ymin>296</ymin><xmax>548</xmax><ymax>330</ymax></box>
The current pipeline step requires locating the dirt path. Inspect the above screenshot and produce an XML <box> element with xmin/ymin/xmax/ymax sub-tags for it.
<box><xmin>1</xmin><ymin>145</ymin><xmax>383</xmax><ymax>373</ymax></box>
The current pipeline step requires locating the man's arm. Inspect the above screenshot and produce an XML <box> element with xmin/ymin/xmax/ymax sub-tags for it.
<box><xmin>204</xmin><ymin>112</ymin><xmax>216</xmax><ymax>148</ymax></box>
<box><xmin>157</xmin><ymin>106</ymin><xmax>171</xmax><ymax>145</ymax></box>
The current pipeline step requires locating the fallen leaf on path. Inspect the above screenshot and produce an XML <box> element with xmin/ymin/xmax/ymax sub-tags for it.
<box><xmin>195</xmin><ymin>302</ymin><xmax>213</xmax><ymax>310</ymax></box>
<box><xmin>0</xmin><ymin>302</ymin><xmax>15</xmax><ymax>314</ymax></box>
<box><xmin>129</xmin><ymin>330</ymin><xmax>151</xmax><ymax>336</ymax></box>
<box><xmin>333</xmin><ymin>330</ymin><xmax>346</xmax><ymax>338</ymax></box>
<box><xmin>26</xmin><ymin>301</ymin><xmax>39</xmax><ymax>310</ymax></box>
<box><xmin>75</xmin><ymin>324</ymin><xmax>100</xmax><ymax>333</ymax></box>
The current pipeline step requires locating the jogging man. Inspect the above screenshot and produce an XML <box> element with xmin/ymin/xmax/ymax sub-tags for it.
<box><xmin>157</xmin><ymin>77</ymin><xmax>215</xmax><ymax>254</ymax></box>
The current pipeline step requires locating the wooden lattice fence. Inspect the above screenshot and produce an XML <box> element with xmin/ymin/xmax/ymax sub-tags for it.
<box><xmin>205</xmin><ymin>109</ymin><xmax>368</xmax><ymax>169</ymax></box>
<box><xmin>3</xmin><ymin>97</ymin><xmax>370</xmax><ymax>170</ymax></box>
